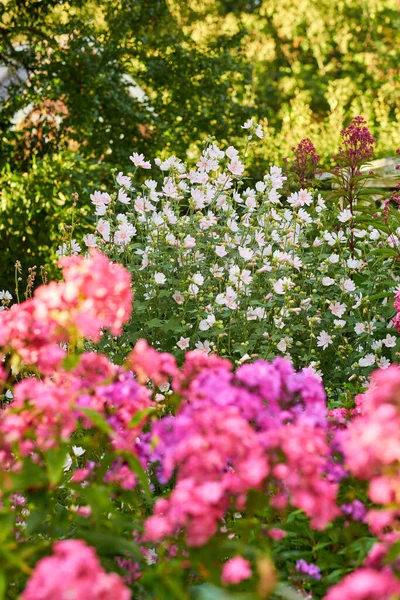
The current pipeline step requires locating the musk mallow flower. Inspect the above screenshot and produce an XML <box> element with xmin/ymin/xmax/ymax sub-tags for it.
<box><xmin>154</xmin><ymin>272</ymin><xmax>166</xmax><ymax>285</ymax></box>
<box><xmin>329</xmin><ymin>302</ymin><xmax>346</xmax><ymax>318</ymax></box>
<box><xmin>129</xmin><ymin>152</ymin><xmax>151</xmax><ymax>169</ymax></box>
<box><xmin>383</xmin><ymin>334</ymin><xmax>396</xmax><ymax>348</ymax></box>
<box><xmin>176</xmin><ymin>337</ymin><xmax>190</xmax><ymax>350</ymax></box>
<box><xmin>273</xmin><ymin>277</ymin><xmax>294</xmax><ymax>295</ymax></box>
<box><xmin>317</xmin><ymin>331</ymin><xmax>333</xmax><ymax>350</ymax></box>
<box><xmin>90</xmin><ymin>190</ymin><xmax>112</xmax><ymax>206</ymax></box>
<box><xmin>322</xmin><ymin>277</ymin><xmax>335</xmax><ymax>287</ymax></box>
<box><xmin>359</xmin><ymin>354</ymin><xmax>376</xmax><ymax>368</ymax></box>
<box><xmin>96</xmin><ymin>219</ymin><xmax>111</xmax><ymax>242</ymax></box>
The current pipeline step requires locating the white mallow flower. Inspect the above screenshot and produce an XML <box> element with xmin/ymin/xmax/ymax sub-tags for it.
<box><xmin>322</xmin><ymin>277</ymin><xmax>335</xmax><ymax>287</ymax></box>
<box><xmin>359</xmin><ymin>354</ymin><xmax>376</xmax><ymax>367</ymax></box>
<box><xmin>192</xmin><ymin>273</ymin><xmax>204</xmax><ymax>286</ymax></box>
<box><xmin>324</xmin><ymin>230</ymin><xmax>346</xmax><ymax>246</ymax></box>
<box><xmin>255</xmin><ymin>181</ymin><xmax>266</xmax><ymax>193</ymax></box>
<box><xmin>383</xmin><ymin>334</ymin><xmax>397</xmax><ymax>348</ymax></box>
<box><xmin>347</xmin><ymin>258</ymin><xmax>362</xmax><ymax>269</ymax></box>
<box><xmin>228</xmin><ymin>160</ymin><xmax>244</xmax><ymax>176</ymax></box>
<box><xmin>241</xmin><ymin>118</ymin><xmax>254</xmax><ymax>129</ymax></box>
<box><xmin>265</xmin><ymin>165</ymin><xmax>287</xmax><ymax>189</ymax></box>
<box><xmin>238</xmin><ymin>246</ymin><xmax>254</xmax><ymax>261</ymax></box>
<box><xmin>116</xmin><ymin>172</ymin><xmax>132</xmax><ymax>189</ymax></box>
<box><xmin>273</xmin><ymin>277</ymin><xmax>294</xmax><ymax>295</ymax></box>
<box><xmin>90</xmin><ymin>190</ymin><xmax>111</xmax><ymax>206</ymax></box>
<box><xmin>354</xmin><ymin>323</ymin><xmax>366</xmax><ymax>334</ymax></box>
<box><xmin>354</xmin><ymin>229</ymin><xmax>367</xmax><ymax>238</ymax></box>
<box><xmin>215</xmin><ymin>286</ymin><xmax>238</xmax><ymax>310</ymax></box>
<box><xmin>199</xmin><ymin>314</ymin><xmax>216</xmax><ymax>331</ymax></box>
<box><xmin>210</xmin><ymin>264</ymin><xmax>224</xmax><ymax>278</ymax></box>
<box><xmin>247</xmin><ymin>307</ymin><xmax>266</xmax><ymax>321</ymax></box>
<box><xmin>255</xmin><ymin>124</ymin><xmax>264</xmax><ymax>139</ymax></box>
<box><xmin>83</xmin><ymin>234</ymin><xmax>97</xmax><ymax>248</ymax></box>
<box><xmin>195</xmin><ymin>340</ymin><xmax>212</xmax><ymax>354</ymax></box>
<box><xmin>154</xmin><ymin>272</ymin><xmax>166</xmax><ymax>285</ymax></box>
<box><xmin>277</xmin><ymin>337</ymin><xmax>293</xmax><ymax>352</ymax></box>
<box><xmin>215</xmin><ymin>245</ymin><xmax>228</xmax><ymax>258</ymax></box>
<box><xmin>274</xmin><ymin>317</ymin><xmax>285</xmax><ymax>329</ymax></box>
<box><xmin>176</xmin><ymin>337</ymin><xmax>190</xmax><ymax>350</ymax></box>
<box><xmin>183</xmin><ymin>235</ymin><xmax>196</xmax><ymax>249</ymax></box>
<box><xmin>268</xmin><ymin>188</ymin><xmax>281</xmax><ymax>204</ymax></box>
<box><xmin>371</xmin><ymin>340</ymin><xmax>383</xmax><ymax>350</ymax></box>
<box><xmin>72</xmin><ymin>446</ymin><xmax>85</xmax><ymax>457</ymax></box>
<box><xmin>172</xmin><ymin>291</ymin><xmax>184</xmax><ymax>305</ymax></box>
<box><xmin>328</xmin><ymin>253</ymin><xmax>340</xmax><ymax>264</ymax></box>
<box><xmin>329</xmin><ymin>302</ymin><xmax>346</xmax><ymax>318</ymax></box>
<box><xmin>95</xmin><ymin>203</ymin><xmax>107</xmax><ymax>216</ymax></box>
<box><xmin>369</xmin><ymin>228</ymin><xmax>380</xmax><ymax>240</ymax></box>
<box><xmin>240</xmin><ymin>269</ymin><xmax>253</xmax><ymax>285</ymax></box>
<box><xmin>118</xmin><ymin>188</ymin><xmax>130</xmax><ymax>204</ymax></box>
<box><xmin>130</xmin><ymin>152</ymin><xmax>151</xmax><ymax>169</ymax></box>
<box><xmin>317</xmin><ymin>331</ymin><xmax>333</xmax><ymax>350</ymax></box>
<box><xmin>0</xmin><ymin>290</ymin><xmax>12</xmax><ymax>302</ymax></box>
<box><xmin>334</xmin><ymin>319</ymin><xmax>346</xmax><ymax>328</ymax></box>
<box><xmin>96</xmin><ymin>219</ymin><xmax>110</xmax><ymax>242</ymax></box>
<box><xmin>287</xmin><ymin>189</ymin><xmax>312</xmax><ymax>207</ymax></box>
<box><xmin>340</xmin><ymin>278</ymin><xmax>356</xmax><ymax>293</ymax></box>
<box><xmin>188</xmin><ymin>283</ymin><xmax>199</xmax><ymax>296</ymax></box>
<box><xmin>338</xmin><ymin>209</ymin><xmax>353</xmax><ymax>223</ymax></box>
<box><xmin>377</xmin><ymin>357</ymin><xmax>391</xmax><ymax>370</ymax></box>
<box><xmin>298</xmin><ymin>208</ymin><xmax>312</xmax><ymax>224</ymax></box>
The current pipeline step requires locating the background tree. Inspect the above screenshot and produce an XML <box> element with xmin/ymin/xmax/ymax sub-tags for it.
<box><xmin>0</xmin><ymin>0</ymin><xmax>399</xmax><ymax>289</ymax></box>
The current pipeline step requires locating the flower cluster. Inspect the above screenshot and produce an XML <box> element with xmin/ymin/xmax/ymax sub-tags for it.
<box><xmin>0</xmin><ymin>250</ymin><xmax>132</xmax><ymax>373</ymax></box>
<box><xmin>70</xmin><ymin>120</ymin><xmax>397</xmax><ymax>404</ymax></box>
<box><xmin>22</xmin><ymin>540</ymin><xmax>131</xmax><ymax>600</ymax></box>
<box><xmin>340</xmin><ymin>365</ymin><xmax>400</xmax><ymax>533</ymax></box>
<box><xmin>143</xmin><ymin>351</ymin><xmax>339</xmax><ymax>546</ymax></box>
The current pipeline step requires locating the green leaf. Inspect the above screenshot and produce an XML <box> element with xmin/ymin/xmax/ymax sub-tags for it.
<box><xmin>80</xmin><ymin>408</ymin><xmax>113</xmax><ymax>435</ymax></box>
<box><xmin>120</xmin><ymin>452</ymin><xmax>152</xmax><ymax>504</ymax></box>
<box><xmin>62</xmin><ymin>353</ymin><xmax>81</xmax><ymax>371</ymax></box>
<box><xmin>190</xmin><ymin>584</ymin><xmax>256</xmax><ymax>600</ymax></box>
<box><xmin>79</xmin><ymin>530</ymin><xmax>142</xmax><ymax>559</ymax></box>
<box><xmin>274</xmin><ymin>583</ymin><xmax>306</xmax><ymax>600</ymax></box>
<box><xmin>146</xmin><ymin>318</ymin><xmax>163</xmax><ymax>328</ymax></box>
<box><xmin>46</xmin><ymin>446</ymin><xmax>69</xmax><ymax>485</ymax></box>
<box><xmin>129</xmin><ymin>407</ymin><xmax>155</xmax><ymax>428</ymax></box>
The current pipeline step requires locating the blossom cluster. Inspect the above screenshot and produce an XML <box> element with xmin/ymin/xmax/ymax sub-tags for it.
<box><xmin>137</xmin><ymin>344</ymin><xmax>339</xmax><ymax>546</ymax></box>
<box><xmin>68</xmin><ymin>119</ymin><xmax>398</xmax><ymax>404</ymax></box>
<box><xmin>0</xmin><ymin>249</ymin><xmax>132</xmax><ymax>374</ymax></box>
<box><xmin>22</xmin><ymin>540</ymin><xmax>131</xmax><ymax>599</ymax></box>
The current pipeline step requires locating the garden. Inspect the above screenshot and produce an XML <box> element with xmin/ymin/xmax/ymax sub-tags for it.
<box><xmin>1</xmin><ymin>1</ymin><xmax>400</xmax><ymax>598</ymax></box>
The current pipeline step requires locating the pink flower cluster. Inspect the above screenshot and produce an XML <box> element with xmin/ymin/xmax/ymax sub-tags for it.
<box><xmin>393</xmin><ymin>291</ymin><xmax>400</xmax><ymax>333</ymax></box>
<box><xmin>21</xmin><ymin>540</ymin><xmax>131</xmax><ymax>600</ymax></box>
<box><xmin>0</xmin><ymin>352</ymin><xmax>152</xmax><ymax>483</ymax></box>
<box><xmin>324</xmin><ymin>568</ymin><xmax>400</xmax><ymax>600</ymax></box>
<box><xmin>144</xmin><ymin>353</ymin><xmax>339</xmax><ymax>546</ymax></box>
<box><xmin>340</xmin><ymin>365</ymin><xmax>400</xmax><ymax>533</ymax></box>
<box><xmin>0</xmin><ymin>250</ymin><xmax>132</xmax><ymax>374</ymax></box>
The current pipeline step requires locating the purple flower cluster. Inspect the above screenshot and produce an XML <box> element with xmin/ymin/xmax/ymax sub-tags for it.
<box><xmin>296</xmin><ymin>559</ymin><xmax>322</xmax><ymax>580</ymax></box>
